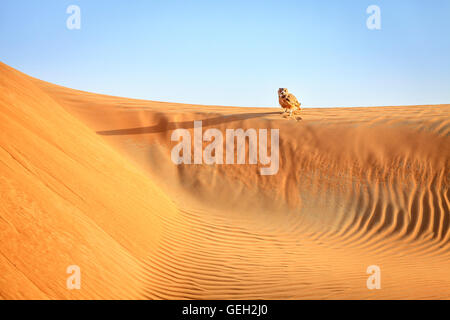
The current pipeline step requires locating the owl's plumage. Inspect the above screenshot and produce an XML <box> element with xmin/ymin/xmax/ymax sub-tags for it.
<box><xmin>278</xmin><ymin>88</ymin><xmax>301</xmax><ymax>116</ymax></box>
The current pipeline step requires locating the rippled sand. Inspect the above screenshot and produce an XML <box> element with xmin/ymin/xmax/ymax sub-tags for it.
<box><xmin>1</xmin><ymin>62</ymin><xmax>449</xmax><ymax>299</ymax></box>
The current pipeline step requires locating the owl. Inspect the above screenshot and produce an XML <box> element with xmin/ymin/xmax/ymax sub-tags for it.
<box><xmin>278</xmin><ymin>88</ymin><xmax>301</xmax><ymax>116</ymax></box>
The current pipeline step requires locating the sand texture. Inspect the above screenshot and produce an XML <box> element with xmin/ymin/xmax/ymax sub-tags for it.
<box><xmin>1</xmin><ymin>62</ymin><xmax>449</xmax><ymax>299</ymax></box>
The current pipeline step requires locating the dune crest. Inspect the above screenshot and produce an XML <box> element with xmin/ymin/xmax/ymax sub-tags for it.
<box><xmin>1</xmin><ymin>62</ymin><xmax>449</xmax><ymax>299</ymax></box>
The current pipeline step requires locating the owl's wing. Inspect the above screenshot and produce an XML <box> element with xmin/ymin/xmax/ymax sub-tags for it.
<box><xmin>286</xmin><ymin>93</ymin><xmax>299</xmax><ymax>106</ymax></box>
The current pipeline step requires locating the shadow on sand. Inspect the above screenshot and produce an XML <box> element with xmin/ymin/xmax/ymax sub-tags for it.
<box><xmin>97</xmin><ymin>111</ymin><xmax>282</xmax><ymax>136</ymax></box>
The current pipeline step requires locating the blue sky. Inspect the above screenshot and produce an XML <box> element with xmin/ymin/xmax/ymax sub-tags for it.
<box><xmin>1</xmin><ymin>0</ymin><xmax>449</xmax><ymax>107</ymax></box>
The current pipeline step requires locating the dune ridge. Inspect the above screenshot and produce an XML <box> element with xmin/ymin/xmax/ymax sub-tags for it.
<box><xmin>1</xmin><ymin>62</ymin><xmax>449</xmax><ymax>299</ymax></box>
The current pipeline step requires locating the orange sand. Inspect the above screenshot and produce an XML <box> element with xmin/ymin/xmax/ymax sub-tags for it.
<box><xmin>1</xmin><ymin>62</ymin><xmax>449</xmax><ymax>299</ymax></box>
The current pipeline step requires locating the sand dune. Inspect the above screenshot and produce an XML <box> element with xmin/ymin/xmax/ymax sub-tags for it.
<box><xmin>1</xmin><ymin>62</ymin><xmax>449</xmax><ymax>299</ymax></box>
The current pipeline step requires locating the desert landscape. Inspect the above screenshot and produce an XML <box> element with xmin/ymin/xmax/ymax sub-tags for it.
<box><xmin>0</xmin><ymin>61</ymin><xmax>449</xmax><ymax>299</ymax></box>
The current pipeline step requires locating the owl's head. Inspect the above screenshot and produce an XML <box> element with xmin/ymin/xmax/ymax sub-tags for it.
<box><xmin>278</xmin><ymin>88</ymin><xmax>288</xmax><ymax>96</ymax></box>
